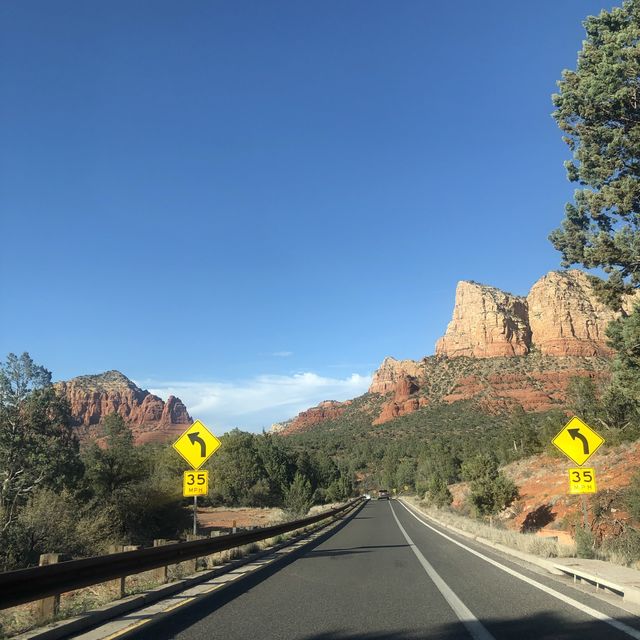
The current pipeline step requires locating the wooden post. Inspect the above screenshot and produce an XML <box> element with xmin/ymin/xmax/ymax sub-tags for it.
<box><xmin>582</xmin><ymin>495</ymin><xmax>589</xmax><ymax>529</ymax></box>
<box><xmin>207</xmin><ymin>531</ymin><xmax>221</xmax><ymax>568</ymax></box>
<box><xmin>119</xmin><ymin>545</ymin><xmax>140</xmax><ymax>596</ymax></box>
<box><xmin>232</xmin><ymin>519</ymin><xmax>237</xmax><ymax>534</ymax></box>
<box><xmin>185</xmin><ymin>535</ymin><xmax>203</xmax><ymax>573</ymax></box>
<box><xmin>152</xmin><ymin>539</ymin><xmax>168</xmax><ymax>583</ymax></box>
<box><xmin>107</xmin><ymin>545</ymin><xmax>125</xmax><ymax>598</ymax></box>
<box><xmin>36</xmin><ymin>554</ymin><xmax>60</xmax><ymax>624</ymax></box>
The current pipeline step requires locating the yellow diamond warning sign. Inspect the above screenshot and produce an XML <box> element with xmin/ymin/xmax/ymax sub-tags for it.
<box><xmin>552</xmin><ymin>416</ymin><xmax>604</xmax><ymax>466</ymax></box>
<box><xmin>173</xmin><ymin>420</ymin><xmax>221</xmax><ymax>469</ymax></box>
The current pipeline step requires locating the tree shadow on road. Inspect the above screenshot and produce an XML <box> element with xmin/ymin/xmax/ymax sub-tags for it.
<box><xmin>296</xmin><ymin>612</ymin><xmax>640</xmax><ymax>640</ymax></box>
<box><xmin>304</xmin><ymin>544</ymin><xmax>409</xmax><ymax>558</ymax></box>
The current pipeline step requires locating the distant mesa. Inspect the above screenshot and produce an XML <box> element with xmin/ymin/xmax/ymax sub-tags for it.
<box><xmin>54</xmin><ymin>370</ymin><xmax>192</xmax><ymax>445</ymax></box>
<box><xmin>275</xmin><ymin>270</ymin><xmax>637</xmax><ymax>435</ymax></box>
<box><xmin>270</xmin><ymin>400</ymin><xmax>351</xmax><ymax>434</ymax></box>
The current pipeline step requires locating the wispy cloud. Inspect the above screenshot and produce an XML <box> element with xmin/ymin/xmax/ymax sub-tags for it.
<box><xmin>141</xmin><ymin>371</ymin><xmax>371</xmax><ymax>433</ymax></box>
<box><xmin>270</xmin><ymin>351</ymin><xmax>293</xmax><ymax>357</ymax></box>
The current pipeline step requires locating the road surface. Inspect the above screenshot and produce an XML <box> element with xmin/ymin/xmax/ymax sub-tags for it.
<box><xmin>131</xmin><ymin>499</ymin><xmax>640</xmax><ymax>640</ymax></box>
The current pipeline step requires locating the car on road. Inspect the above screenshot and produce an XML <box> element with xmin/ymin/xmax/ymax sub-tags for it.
<box><xmin>377</xmin><ymin>489</ymin><xmax>389</xmax><ymax>500</ymax></box>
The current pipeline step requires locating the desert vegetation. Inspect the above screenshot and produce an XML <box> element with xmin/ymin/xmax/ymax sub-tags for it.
<box><xmin>0</xmin><ymin>353</ymin><xmax>356</xmax><ymax>572</ymax></box>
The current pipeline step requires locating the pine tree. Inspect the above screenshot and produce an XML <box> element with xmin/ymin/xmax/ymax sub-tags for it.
<box><xmin>550</xmin><ymin>0</ymin><xmax>640</xmax><ymax>308</ymax></box>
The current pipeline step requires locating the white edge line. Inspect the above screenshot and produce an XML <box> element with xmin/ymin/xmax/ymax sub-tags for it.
<box><xmin>396</xmin><ymin>499</ymin><xmax>640</xmax><ymax>640</ymax></box>
<box><xmin>389</xmin><ymin>501</ymin><xmax>495</xmax><ymax>640</ymax></box>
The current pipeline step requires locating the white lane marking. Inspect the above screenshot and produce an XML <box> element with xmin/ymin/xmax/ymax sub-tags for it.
<box><xmin>389</xmin><ymin>502</ymin><xmax>495</xmax><ymax>640</ymax></box>
<box><xmin>396</xmin><ymin>500</ymin><xmax>640</xmax><ymax>640</ymax></box>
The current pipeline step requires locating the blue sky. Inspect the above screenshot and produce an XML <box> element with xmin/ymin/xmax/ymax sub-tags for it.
<box><xmin>0</xmin><ymin>1</ymin><xmax>615</xmax><ymax>431</ymax></box>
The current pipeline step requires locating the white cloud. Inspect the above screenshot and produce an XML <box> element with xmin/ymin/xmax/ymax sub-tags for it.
<box><xmin>142</xmin><ymin>371</ymin><xmax>372</xmax><ymax>433</ymax></box>
<box><xmin>270</xmin><ymin>351</ymin><xmax>293</xmax><ymax>357</ymax></box>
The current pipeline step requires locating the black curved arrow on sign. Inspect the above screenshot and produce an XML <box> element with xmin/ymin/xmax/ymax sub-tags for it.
<box><xmin>188</xmin><ymin>432</ymin><xmax>207</xmax><ymax>457</ymax></box>
<box><xmin>568</xmin><ymin>428</ymin><xmax>589</xmax><ymax>455</ymax></box>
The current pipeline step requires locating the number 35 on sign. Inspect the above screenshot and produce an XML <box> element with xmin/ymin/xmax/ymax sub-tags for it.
<box><xmin>568</xmin><ymin>468</ymin><xmax>596</xmax><ymax>494</ymax></box>
<box><xmin>183</xmin><ymin>470</ymin><xmax>208</xmax><ymax>497</ymax></box>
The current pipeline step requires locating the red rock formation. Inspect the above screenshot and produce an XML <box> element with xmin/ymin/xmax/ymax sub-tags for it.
<box><xmin>55</xmin><ymin>370</ymin><xmax>192</xmax><ymax>444</ymax></box>
<box><xmin>368</xmin><ymin>357</ymin><xmax>424</xmax><ymax>394</ymax></box>
<box><xmin>437</xmin><ymin>270</ymin><xmax>638</xmax><ymax>359</ymax></box>
<box><xmin>367</xmin><ymin>350</ymin><xmax>611</xmax><ymax>424</ymax></box>
<box><xmin>374</xmin><ymin>396</ymin><xmax>428</xmax><ymax>425</ymax></box>
<box><xmin>527</xmin><ymin>270</ymin><xmax>636</xmax><ymax>356</ymax></box>
<box><xmin>276</xmin><ymin>270</ymin><xmax>629</xmax><ymax>432</ymax></box>
<box><xmin>275</xmin><ymin>400</ymin><xmax>350</xmax><ymax>434</ymax></box>
<box><xmin>435</xmin><ymin>281</ymin><xmax>531</xmax><ymax>358</ymax></box>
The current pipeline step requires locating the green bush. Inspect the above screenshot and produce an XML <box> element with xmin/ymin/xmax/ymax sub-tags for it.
<box><xmin>469</xmin><ymin>473</ymin><xmax>519</xmax><ymax>518</ymax></box>
<box><xmin>284</xmin><ymin>473</ymin><xmax>313</xmax><ymax>518</ymax></box>
<box><xmin>575</xmin><ymin>526</ymin><xmax>596</xmax><ymax>559</ymax></box>
<box><xmin>600</xmin><ymin>527</ymin><xmax>640</xmax><ymax>566</ymax></box>
<box><xmin>0</xmin><ymin>488</ymin><xmax>118</xmax><ymax>570</ymax></box>
<box><xmin>425</xmin><ymin>477</ymin><xmax>453</xmax><ymax>508</ymax></box>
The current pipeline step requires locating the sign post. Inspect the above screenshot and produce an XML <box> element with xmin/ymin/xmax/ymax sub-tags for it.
<box><xmin>173</xmin><ymin>421</ymin><xmax>221</xmax><ymax>535</ymax></box>
<box><xmin>551</xmin><ymin>416</ymin><xmax>604</xmax><ymax>531</ymax></box>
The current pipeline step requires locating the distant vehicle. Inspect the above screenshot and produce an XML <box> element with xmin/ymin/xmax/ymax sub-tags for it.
<box><xmin>364</xmin><ymin>493</ymin><xmax>371</xmax><ymax>500</ymax></box>
<box><xmin>377</xmin><ymin>489</ymin><xmax>389</xmax><ymax>500</ymax></box>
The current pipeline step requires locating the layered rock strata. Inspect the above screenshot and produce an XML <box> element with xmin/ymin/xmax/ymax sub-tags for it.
<box><xmin>437</xmin><ymin>270</ymin><xmax>637</xmax><ymax>359</ymax></box>
<box><xmin>528</xmin><ymin>271</ymin><xmax>624</xmax><ymax>357</ymax></box>
<box><xmin>278</xmin><ymin>270</ymin><xmax>630</xmax><ymax>432</ymax></box>
<box><xmin>55</xmin><ymin>370</ymin><xmax>192</xmax><ymax>444</ymax></box>
<box><xmin>271</xmin><ymin>400</ymin><xmax>350</xmax><ymax>435</ymax></box>
<box><xmin>435</xmin><ymin>282</ymin><xmax>531</xmax><ymax>358</ymax></box>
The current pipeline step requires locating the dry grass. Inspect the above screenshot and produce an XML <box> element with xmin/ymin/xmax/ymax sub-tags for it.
<box><xmin>402</xmin><ymin>496</ymin><xmax>576</xmax><ymax>559</ymax></box>
<box><xmin>0</xmin><ymin>505</ymin><xmax>342</xmax><ymax>639</ymax></box>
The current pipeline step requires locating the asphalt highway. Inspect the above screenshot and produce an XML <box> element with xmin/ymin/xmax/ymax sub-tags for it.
<box><xmin>131</xmin><ymin>499</ymin><xmax>640</xmax><ymax>640</ymax></box>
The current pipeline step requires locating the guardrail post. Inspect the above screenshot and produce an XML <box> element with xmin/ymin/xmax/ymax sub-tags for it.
<box><xmin>232</xmin><ymin>520</ymin><xmax>237</xmax><ymax>534</ymax></box>
<box><xmin>152</xmin><ymin>539</ymin><xmax>169</xmax><ymax>583</ymax></box>
<box><xmin>107</xmin><ymin>545</ymin><xmax>125</xmax><ymax>598</ymax></box>
<box><xmin>185</xmin><ymin>535</ymin><xmax>204</xmax><ymax>573</ymax></box>
<box><xmin>36</xmin><ymin>554</ymin><xmax>60</xmax><ymax>623</ymax></box>
<box><xmin>206</xmin><ymin>531</ymin><xmax>222</xmax><ymax>568</ymax></box>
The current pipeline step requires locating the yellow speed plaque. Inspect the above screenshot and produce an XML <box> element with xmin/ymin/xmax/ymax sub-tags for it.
<box><xmin>183</xmin><ymin>470</ymin><xmax>209</xmax><ymax>496</ymax></box>
<box><xmin>568</xmin><ymin>468</ymin><xmax>597</xmax><ymax>495</ymax></box>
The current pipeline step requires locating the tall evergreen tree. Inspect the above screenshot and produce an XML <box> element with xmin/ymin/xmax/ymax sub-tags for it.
<box><xmin>550</xmin><ymin>0</ymin><xmax>640</xmax><ymax>308</ymax></box>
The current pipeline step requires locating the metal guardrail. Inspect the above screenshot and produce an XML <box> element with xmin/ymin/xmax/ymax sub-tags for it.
<box><xmin>0</xmin><ymin>498</ymin><xmax>363</xmax><ymax>610</ymax></box>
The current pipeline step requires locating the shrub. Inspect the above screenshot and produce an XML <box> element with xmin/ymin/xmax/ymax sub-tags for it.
<box><xmin>284</xmin><ymin>473</ymin><xmax>313</xmax><ymax>518</ymax></box>
<box><xmin>600</xmin><ymin>527</ymin><xmax>640</xmax><ymax>566</ymax></box>
<box><xmin>425</xmin><ymin>477</ymin><xmax>453</xmax><ymax>508</ymax></box>
<box><xmin>575</xmin><ymin>526</ymin><xmax>596</xmax><ymax>559</ymax></box>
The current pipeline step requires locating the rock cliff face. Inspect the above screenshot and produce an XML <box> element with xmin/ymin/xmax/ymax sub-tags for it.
<box><xmin>368</xmin><ymin>357</ymin><xmax>424</xmax><ymax>394</ymax></box>
<box><xmin>437</xmin><ymin>270</ymin><xmax>636</xmax><ymax>359</ymax></box>
<box><xmin>272</xmin><ymin>400</ymin><xmax>350</xmax><ymax>435</ymax></box>
<box><xmin>528</xmin><ymin>271</ymin><xmax>624</xmax><ymax>357</ymax></box>
<box><xmin>55</xmin><ymin>370</ymin><xmax>192</xmax><ymax>444</ymax></box>
<box><xmin>435</xmin><ymin>282</ymin><xmax>531</xmax><ymax>358</ymax></box>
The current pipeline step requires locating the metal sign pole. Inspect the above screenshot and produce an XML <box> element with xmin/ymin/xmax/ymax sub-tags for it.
<box><xmin>582</xmin><ymin>494</ymin><xmax>588</xmax><ymax>529</ymax></box>
<box><xmin>193</xmin><ymin>496</ymin><xmax>197</xmax><ymax>535</ymax></box>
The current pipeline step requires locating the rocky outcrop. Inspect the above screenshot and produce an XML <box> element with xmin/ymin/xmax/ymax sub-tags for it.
<box><xmin>276</xmin><ymin>269</ymin><xmax>633</xmax><ymax>432</ymax></box>
<box><xmin>437</xmin><ymin>270</ymin><xmax>638</xmax><ymax>359</ymax></box>
<box><xmin>435</xmin><ymin>282</ymin><xmax>531</xmax><ymax>358</ymax></box>
<box><xmin>274</xmin><ymin>400</ymin><xmax>350</xmax><ymax>434</ymax></box>
<box><xmin>55</xmin><ymin>370</ymin><xmax>192</xmax><ymax>444</ymax></box>
<box><xmin>368</xmin><ymin>357</ymin><xmax>424</xmax><ymax>394</ymax></box>
<box><xmin>528</xmin><ymin>270</ymin><xmax>634</xmax><ymax>356</ymax></box>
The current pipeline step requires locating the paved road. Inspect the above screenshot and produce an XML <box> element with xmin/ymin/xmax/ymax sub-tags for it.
<box><xmin>132</xmin><ymin>499</ymin><xmax>640</xmax><ymax>640</ymax></box>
